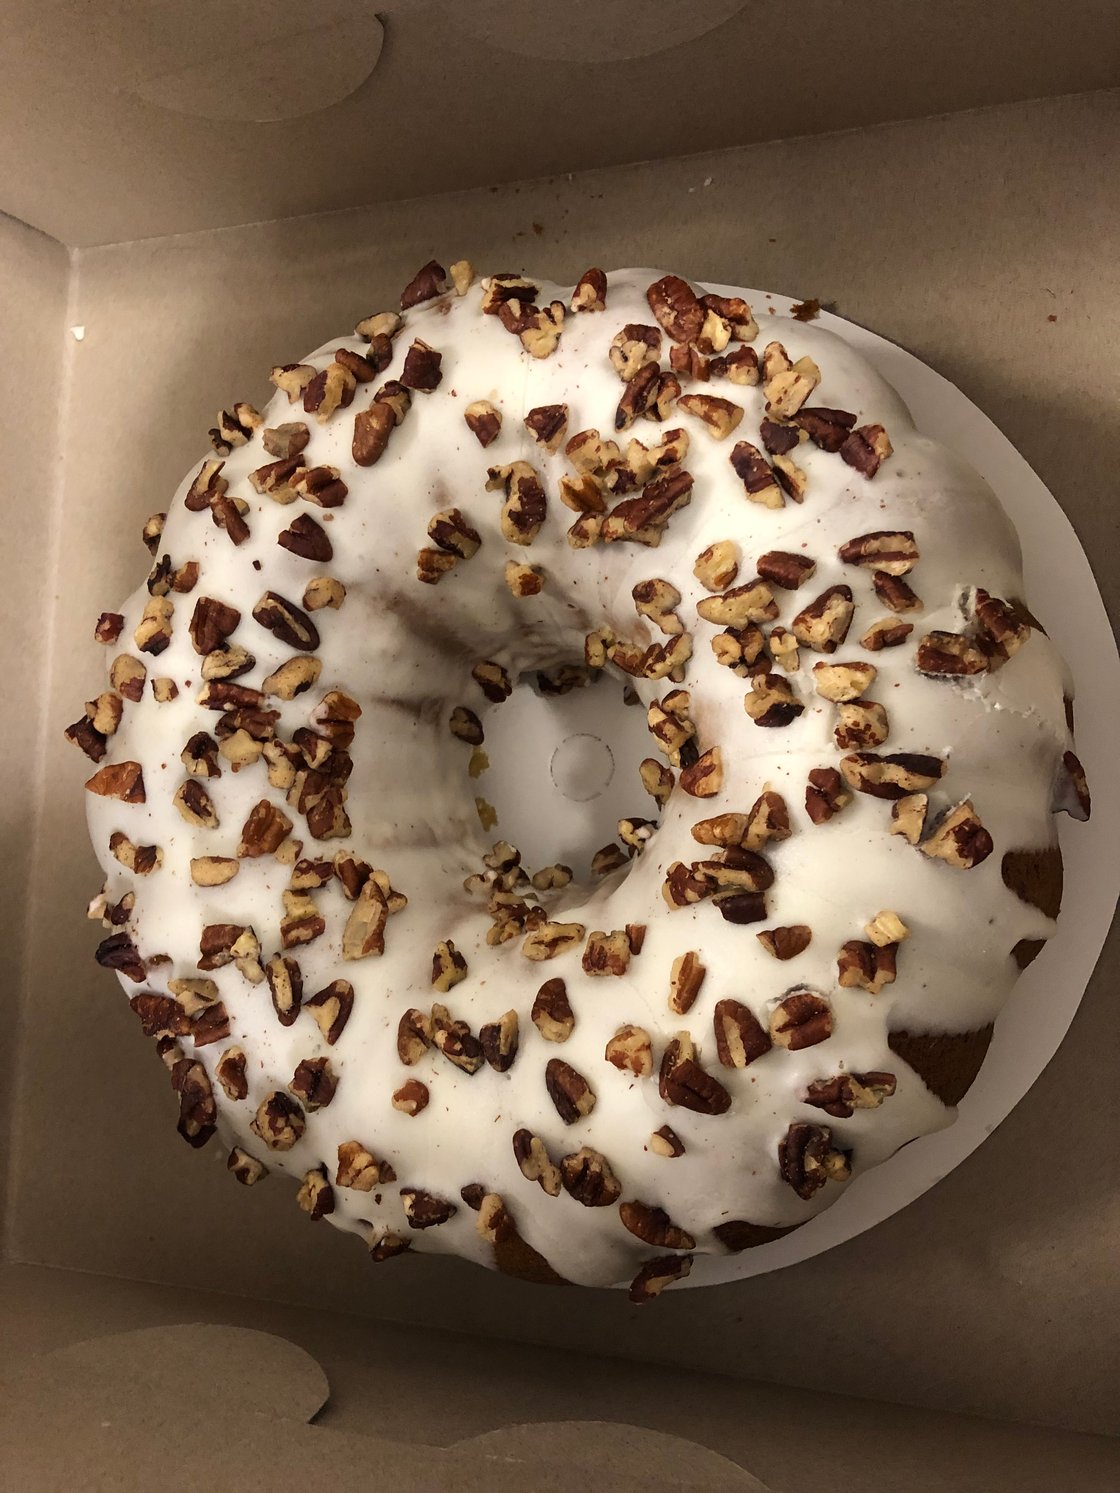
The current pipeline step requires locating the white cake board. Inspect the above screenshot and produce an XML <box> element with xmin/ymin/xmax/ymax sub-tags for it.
<box><xmin>486</xmin><ymin>282</ymin><xmax>1120</xmax><ymax>1285</ymax></box>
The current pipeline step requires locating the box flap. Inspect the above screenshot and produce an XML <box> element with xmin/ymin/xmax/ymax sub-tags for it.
<box><xmin>1</xmin><ymin>0</ymin><xmax>1117</xmax><ymax>246</ymax></box>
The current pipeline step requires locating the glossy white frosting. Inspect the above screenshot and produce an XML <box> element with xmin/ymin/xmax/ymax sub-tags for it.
<box><xmin>82</xmin><ymin>269</ymin><xmax>1075</xmax><ymax>1290</ymax></box>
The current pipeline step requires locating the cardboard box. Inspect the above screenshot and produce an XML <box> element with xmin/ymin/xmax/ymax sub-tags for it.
<box><xmin>2</xmin><ymin>4</ymin><xmax>1118</xmax><ymax>1484</ymax></box>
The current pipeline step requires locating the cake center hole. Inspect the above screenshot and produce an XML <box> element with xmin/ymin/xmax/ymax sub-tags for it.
<box><xmin>550</xmin><ymin>733</ymin><xmax>615</xmax><ymax>803</ymax></box>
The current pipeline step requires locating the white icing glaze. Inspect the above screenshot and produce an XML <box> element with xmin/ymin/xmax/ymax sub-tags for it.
<box><xmin>81</xmin><ymin>269</ymin><xmax>1077</xmax><ymax>1290</ymax></box>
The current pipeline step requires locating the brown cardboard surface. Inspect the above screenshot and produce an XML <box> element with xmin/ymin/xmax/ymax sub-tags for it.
<box><xmin>4</xmin><ymin>1262</ymin><xmax>1118</xmax><ymax>1492</ymax></box>
<box><xmin>0</xmin><ymin>213</ymin><xmax>69</xmax><ymax>1234</ymax></box>
<box><xmin>1</xmin><ymin>0</ymin><xmax>1118</xmax><ymax>246</ymax></box>
<box><xmin>6</xmin><ymin>89</ymin><xmax>1120</xmax><ymax>1437</ymax></box>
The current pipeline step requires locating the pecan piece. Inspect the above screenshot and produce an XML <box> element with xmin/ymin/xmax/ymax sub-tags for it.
<box><xmin>773</xmin><ymin>453</ymin><xmax>808</xmax><ymax>503</ymax></box>
<box><xmin>392</xmin><ymin>1078</ymin><xmax>429</xmax><ymax>1116</ymax></box>
<box><xmin>763</xmin><ymin>349</ymin><xmax>821</xmax><ymax>417</ymax></box>
<box><xmin>713</xmin><ymin>999</ymin><xmax>772</xmax><ymax>1068</ymax></box>
<box><xmin>874</xmin><ymin>572</ymin><xmax>923</xmax><ymax>613</ymax></box>
<box><xmin>697</xmin><ymin>578</ymin><xmax>778</xmax><ymax>626</ymax></box>
<box><xmin>341</xmin><ymin>879</ymin><xmax>388</xmax><ymax>959</ymax></box>
<box><xmin>639</xmin><ymin>757</ymin><xmax>674</xmax><ymax>806</ymax></box>
<box><xmin>252</xmin><ymin>591</ymin><xmax>319</xmax><ymax>652</ymax></box>
<box><xmin>729</xmin><ymin>441</ymin><xmax>783</xmax><ymax>508</ymax></box>
<box><xmin>228</xmin><ymin>1146</ymin><xmax>267</xmax><ymax>1186</ymax></box>
<box><xmin>582</xmin><ymin>929</ymin><xmax>632</xmax><ymax>977</ymax></box>
<box><xmin>290</xmin><ymin>1056</ymin><xmax>337</xmax><ymax>1112</ymax></box>
<box><xmin>919</xmin><ymin>799</ymin><xmax>994</xmax><ymax>868</ymax></box>
<box><xmin>620</xmin><ymin>1200</ymin><xmax>695</xmax><ymax>1251</ymax></box>
<box><xmin>769</xmin><ymin>990</ymin><xmax>833</xmax><ymax>1049</ymax></box>
<box><xmin>337</xmin><ymin>1140</ymin><xmax>394</xmax><ymax>1191</ymax></box>
<box><xmin>428</xmin><ymin>508</ymin><xmax>481</xmax><ymax>559</ymax></box>
<box><xmin>840</xmin><ymin>423</ymin><xmax>893</xmax><ymax>477</ymax></box>
<box><xmin>464</xmin><ymin>398</ymin><xmax>501</xmax><ymax>447</ymax></box>
<box><xmin>667</xmin><ymin>949</ymin><xmax>708</xmax><ymax>1013</ymax></box>
<box><xmin>647</xmin><ymin>274</ymin><xmax>704</xmax><ymax>343</ymax></box>
<box><xmin>779</xmin><ymin>1122</ymin><xmax>851</xmax><ymax>1199</ymax></box>
<box><xmin>812</xmin><ymin>661</ymin><xmax>877</xmax><ymax>702</ymax></box>
<box><xmin>605</xmin><ymin>1023</ymin><xmax>653</xmax><ymax>1077</ymax></box>
<box><xmin>561</xmin><ymin>1147</ymin><xmax>620</xmax><ymax>1206</ymax></box>
<box><xmin>305</xmin><ymin>979</ymin><xmax>354</xmax><ymax>1044</ymax></box>
<box><xmin>531</xmin><ymin>978</ymin><xmax>575</xmax><ymax>1042</ymax></box>
<box><xmin>251</xmin><ymin>1091</ymin><xmax>305</xmax><ymax>1151</ymax></box>
<box><xmin>479</xmin><ymin>1009</ymin><xmax>519</xmax><ymax>1072</ymax></box>
<box><xmin>744</xmin><ymin>790</ymin><xmax>792</xmax><ymax>850</ymax></box>
<box><xmin>265</xmin><ymin>953</ymin><xmax>303</xmax><ymax>1027</ymax></box>
<box><xmin>757</xmin><ymin>925</ymin><xmax>812</xmax><ymax>961</ymax></box>
<box><xmin>629</xmin><ymin>1254</ymin><xmax>693</xmax><ymax>1303</ymax></box>
<box><xmin>521</xmin><ymin>921</ymin><xmax>585</xmax><ymax>960</ymax></box>
<box><xmin>545</xmin><ymin>1058</ymin><xmax>596</xmax><ymax>1123</ymax></box>
<box><xmin>744</xmin><ymin>672</ymin><xmax>804</xmax><ymax>727</ymax></box>
<box><xmin>400</xmin><ymin>339</ymin><xmax>443</xmax><ymax>392</ymax></box>
<box><xmin>296</xmin><ymin>1168</ymin><xmax>334</xmax><ymax>1220</ymax></box>
<box><xmin>805</xmin><ymin>1071</ymin><xmax>897</xmax><ymax>1119</ymax></box>
<box><xmin>861</xmin><ymin>617</ymin><xmax>915</xmax><ymax>651</ymax></box>
<box><xmin>472</xmin><ymin>660</ymin><xmax>512</xmax><ymax>702</ymax></box>
<box><xmin>693</xmin><ymin>540</ymin><xmax>739</xmax><ymax>592</ymax></box>
<box><xmin>757</xmin><ymin>550</ymin><xmax>816</xmax><ymax>589</ymax></box>
<box><xmin>837</xmin><ymin>939</ymin><xmax>897</xmax><ymax>995</ymax></box>
<box><xmin>838</xmin><ymin>530</ymin><xmax>919</xmax><ymax>575</ymax></box>
<box><xmin>512</xmin><ymin>1129</ymin><xmax>562</xmax><ymax>1196</ymax></box>
<box><xmin>400</xmin><ymin>258</ymin><xmax>448</xmax><ymax>308</ymax></box>
<box><xmin>839</xmin><ymin>751</ymin><xmax>944</xmax><ymax>799</ymax></box>
<box><xmin>85</xmin><ymin>760</ymin><xmax>145</xmax><ymax>803</ymax></box>
<box><xmin>793</xmin><ymin>405</ymin><xmax>856</xmax><ymax>451</ymax></box>
<box><xmin>791</xmin><ymin>585</ymin><xmax>855</xmax><ymax>653</ymax></box>
<box><xmin>916</xmin><ymin>631</ymin><xmax>989</xmax><ymax>676</ymax></box>
<box><xmin>658</xmin><ymin>1033</ymin><xmax>732</xmax><ymax>1114</ymax></box>
<box><xmin>679</xmin><ymin>746</ymin><xmax>723</xmax><ymax>797</ymax></box>
<box><xmin>571</xmin><ymin>266</ymin><xmax>607</xmax><ymax>312</ymax></box>
<box><xmin>401</xmin><ymin>1188</ymin><xmax>457</xmax><ymax>1230</ymax></box>
<box><xmin>524</xmin><ymin>403</ymin><xmax>568</xmax><ymax>451</ymax></box>
<box><xmin>677</xmin><ymin>393</ymin><xmax>743</xmax><ymax>440</ymax></box>
<box><xmin>431</xmin><ymin>939</ymin><xmax>468</xmax><ymax>993</ymax></box>
<box><xmin>397</xmin><ymin>1007</ymin><xmax>432</xmax><ymax>1065</ymax></box>
<box><xmin>835</xmin><ymin>699</ymin><xmax>890</xmax><ymax>749</ymax></box>
<box><xmin>237</xmin><ymin>798</ymin><xmax>292</xmax><ymax>857</ymax></box>
<box><xmin>95</xmin><ymin>612</ymin><xmax>124</xmax><ymax>644</ymax></box>
<box><xmin>171</xmin><ymin>1058</ymin><xmax>217</xmax><ymax>1147</ymax></box>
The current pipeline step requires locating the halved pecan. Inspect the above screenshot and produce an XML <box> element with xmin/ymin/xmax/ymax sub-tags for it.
<box><xmin>769</xmin><ymin>990</ymin><xmax>833</xmax><ymax>1049</ymax></box>
<box><xmin>658</xmin><ymin>1032</ymin><xmax>731</xmax><ymax>1114</ymax></box>
<box><xmin>620</xmin><ymin>1200</ymin><xmax>695</xmax><ymax>1251</ymax></box>
<box><xmin>512</xmin><ymin>1129</ymin><xmax>561</xmax><ymax>1195</ymax></box>
<box><xmin>757</xmin><ymin>550</ymin><xmax>816</xmax><ymax>589</ymax></box>
<box><xmin>545</xmin><ymin>1058</ymin><xmax>596</xmax><ymax>1123</ymax></box>
<box><xmin>713</xmin><ymin>999</ymin><xmax>772</xmax><ymax>1068</ymax></box>
<box><xmin>531</xmin><ymin>978</ymin><xmax>575</xmax><ymax>1042</ymax></box>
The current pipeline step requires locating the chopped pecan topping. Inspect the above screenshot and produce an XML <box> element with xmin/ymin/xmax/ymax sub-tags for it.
<box><xmin>251</xmin><ymin>1091</ymin><xmax>305</xmax><ymax>1151</ymax></box>
<box><xmin>141</xmin><ymin>512</ymin><xmax>165</xmax><ymax>554</ymax></box>
<box><xmin>919</xmin><ymin>799</ymin><xmax>994</xmax><ymax>868</ymax></box>
<box><xmin>608</xmin><ymin>323</ymin><xmax>662</xmax><ymax>383</ymax></box>
<box><xmin>759</xmin><ymin>417</ymin><xmax>803</xmax><ymax>455</ymax></box>
<box><xmin>679</xmin><ymin>746</ymin><xmax>724</xmax><ymax>797</ymax></box>
<box><xmin>304</xmin><ymin>361</ymin><xmax>358</xmax><ymax>423</ymax></box>
<box><xmin>697</xmin><ymin>578</ymin><xmax>778</xmax><ymax>627</ymax></box>
<box><xmin>262</xmin><ymin>421</ymin><xmax>310</xmax><ymax>459</ymax></box>
<box><xmin>633</xmin><ymin>577</ymin><xmax>683</xmax><ymax>635</ymax></box>
<box><xmin>171</xmin><ymin>1057</ymin><xmax>216</xmax><ymax>1147</ymax></box>
<box><xmin>840</xmin><ymin>423</ymin><xmax>893</xmax><ymax>478</ymax></box>
<box><xmin>341</xmin><ymin>879</ymin><xmax>389</xmax><ymax>959</ymax></box>
<box><xmin>839</xmin><ymin>530</ymin><xmax>919</xmax><ymax>575</ymax></box>
<box><xmin>479</xmin><ymin>1009</ymin><xmax>519</xmax><ymax>1072</ymax></box>
<box><xmin>250</xmin><ymin>455</ymin><xmax>304</xmax><ymax>504</ymax></box>
<box><xmin>337</xmin><ymin>1140</ymin><xmax>395</xmax><ymax>1191</ymax></box>
<box><xmin>398</xmin><ymin>339</ymin><xmax>442</xmax><ymax>393</ymax></box>
<box><xmin>812</xmin><ymin>661</ymin><xmax>877</xmax><ymax>702</ymax></box>
<box><xmin>464</xmin><ymin>398</ymin><xmax>502</xmax><ymax>448</ymax></box>
<box><xmin>265</xmin><ymin>953</ymin><xmax>303</xmax><ymax>1027</ymax></box>
<box><xmin>216</xmin><ymin>1051</ymin><xmax>249</xmax><ymax>1110</ymax></box>
<box><xmin>629</xmin><ymin>1254</ymin><xmax>693</xmax><ymax>1303</ymax></box>
<box><xmin>279</xmin><ymin>891</ymin><xmax>326</xmax><ymax>950</ymax></box>
<box><xmin>835</xmin><ymin>699</ymin><xmax>889</xmax><ymax>749</ymax></box>
<box><xmin>744</xmin><ymin>672</ymin><xmax>804</xmax><ymax>727</ymax></box>
<box><xmin>95</xmin><ymin>931</ymin><xmax>146</xmax><ymax>982</ymax></box>
<box><xmin>129</xmin><ymin>992</ymin><xmax>187</xmax><ymax>1039</ymax></box>
<box><xmin>711</xmin><ymin>622</ymin><xmax>766</xmax><ymax>677</ymax></box>
<box><xmin>805</xmin><ymin>1071</ymin><xmax>897</xmax><ymax>1119</ymax></box>
<box><xmin>108</xmin><ymin>834</ymin><xmax>161</xmax><ymax>875</ymax></box>
<box><xmin>840</xmin><ymin>750</ymin><xmax>944</xmax><ymax>799</ymax></box>
<box><xmin>647</xmin><ymin>274</ymin><xmax>704</xmax><ymax>343</ymax></box>
<box><xmin>368</xmin><ymin>1230</ymin><xmax>410</xmax><ymax>1261</ymax></box>
<box><xmin>228</xmin><ymin>1146</ymin><xmax>266</xmax><ymax>1186</ymax></box>
<box><xmin>481</xmin><ymin>273</ymin><xmax>540</xmax><ymax>314</ymax></box>
<box><xmin>397</xmin><ymin>1006</ymin><xmax>432</xmax><ymax>1065</ymax></box>
<box><xmin>392</xmin><ymin>1078</ymin><xmax>429</xmax><ymax>1116</ymax></box>
<box><xmin>867</xmin><ymin>909</ymin><xmax>910</xmax><ymax>946</ymax></box>
<box><xmin>757</xmin><ymin>925</ymin><xmax>812</xmax><ymax>960</ymax></box>
<box><xmin>729</xmin><ymin>441</ymin><xmax>783</xmax><ymax>508</ymax></box>
<box><xmin>837</xmin><ymin>939</ymin><xmax>897</xmax><ymax>994</ymax></box>
<box><xmin>604</xmin><ymin>1023</ymin><xmax>653</xmax><ymax>1077</ymax></box>
<box><xmin>354</xmin><ymin>309</ymin><xmax>402</xmax><ymax>342</ymax></box>
<box><xmin>700</xmin><ymin>293</ymin><xmax>758</xmax><ymax>342</ymax></box>
<box><xmin>303</xmin><ymin>576</ymin><xmax>346</xmax><ymax>612</ymax></box>
<box><xmin>521</xmin><ymin>919</ymin><xmax>585</xmax><ymax>961</ymax></box>
<box><xmin>974</xmin><ymin>589</ymin><xmax>1031</xmax><ymax>664</ymax></box>
<box><xmin>428</xmin><ymin>508</ymin><xmax>481</xmax><ymax>560</ymax></box>
<box><xmin>659</xmin><ymin>1032</ymin><xmax>731</xmax><ymax>1114</ymax></box>
<box><xmin>501</xmin><ymin>297</ymin><xmax>566</xmax><ymax>358</ymax></box>
<box><xmin>791</xmin><ymin>586</ymin><xmax>854</xmax><ymax>653</ymax></box>
<box><xmin>561</xmin><ymin>1147</ymin><xmax>620</xmax><ymax>1206</ymax></box>
<box><xmin>763</xmin><ymin>348</ymin><xmax>821</xmax><ymax>417</ymax></box>
<box><xmin>417</xmin><ymin>548</ymin><xmax>457</xmax><ymax>585</ymax></box>
<box><xmin>582</xmin><ymin>929</ymin><xmax>632</xmax><ymax>977</ymax></box>
<box><xmin>472</xmin><ymin>660</ymin><xmax>512</xmax><ymax>703</ymax></box>
<box><xmin>767</xmin><ymin>627</ymin><xmax>800</xmax><ymax>673</ymax></box>
<box><xmin>512</xmin><ymin>1129</ymin><xmax>562</xmax><ymax>1195</ymax></box>
<box><xmin>504</xmin><ymin>560</ymin><xmax>543</xmax><ymax>597</ymax></box>
<box><xmin>773</xmin><ymin>453</ymin><xmax>808</xmax><ymax>503</ymax></box>
<box><xmin>400</xmin><ymin>258</ymin><xmax>448</xmax><ymax>308</ymax></box>
<box><xmin>95</xmin><ymin>612</ymin><xmax>125</xmax><ymax>644</ymax></box>
<box><xmin>871</xmin><ymin>572</ymin><xmax>922</xmax><ymax>614</ymax></box>
<box><xmin>693</xmin><ymin>540</ymin><xmax>739</xmax><ymax>592</ymax></box>
<box><xmin>569</xmin><ymin>266</ymin><xmax>607</xmax><ymax>311</ymax></box>
<box><xmin>713</xmin><ymin>999</ymin><xmax>772</xmax><ymax>1068</ymax></box>
<box><xmin>296</xmin><ymin>1168</ymin><xmax>334</xmax><ymax>1220</ymax></box>
<box><xmin>545</xmin><ymin>1057</ymin><xmax>596</xmax><ymax>1124</ymax></box>
<box><xmin>601</xmin><ymin>468</ymin><xmax>693</xmax><ymax>546</ymax></box>
<box><xmin>916</xmin><ymin>630</ymin><xmax>989</xmax><ymax>676</ymax></box>
<box><xmin>620</xmin><ymin>1200</ymin><xmax>695</xmax><ymax>1250</ymax></box>
<box><xmin>650</xmin><ymin>1126</ymin><xmax>686</xmax><ymax>1158</ymax></box>
<box><xmin>65</xmin><ymin>713</ymin><xmax>107</xmax><ymax>762</ymax></box>
<box><xmin>639</xmin><ymin>756</ymin><xmax>674</xmax><ymax>806</ymax></box>
<box><xmin>252</xmin><ymin>591</ymin><xmax>319</xmax><ymax>652</ymax></box>
<box><xmin>677</xmin><ymin>393</ymin><xmax>743</xmax><ymax>440</ymax></box>
<box><xmin>524</xmin><ymin>403</ymin><xmax>568</xmax><ymax>451</ymax></box>
<box><xmin>431</xmin><ymin>939</ymin><xmax>468</xmax><ymax>993</ymax></box>
<box><xmin>770</xmin><ymin>990</ymin><xmax>833</xmax><ymax>1049</ymax></box>
<box><xmin>744</xmin><ymin>790</ymin><xmax>793</xmax><ymax>850</ymax></box>
<box><xmin>290</xmin><ymin>1056</ymin><xmax>337</xmax><ymax>1111</ymax></box>
<box><xmin>237</xmin><ymin>798</ymin><xmax>292</xmax><ymax>857</ymax></box>
<box><xmin>110</xmin><ymin>654</ymin><xmax>147</xmax><ymax>702</ymax></box>
<box><xmin>134</xmin><ymin>596</ymin><xmax>174</xmax><ymax>655</ymax></box>
<box><xmin>350</xmin><ymin>400</ymin><xmax>395</xmax><ymax>467</ymax></box>
<box><xmin>757</xmin><ymin>552</ymin><xmax>815</xmax><ymax>592</ymax></box>
<box><xmin>862</xmin><ymin>616</ymin><xmax>915</xmax><ymax>651</ymax></box>
<box><xmin>184</xmin><ymin>457</ymin><xmax>228</xmax><ymax>511</ymax></box>
<box><xmin>779</xmin><ymin>1121</ymin><xmax>851</xmax><ymax>1199</ymax></box>
<box><xmin>85</xmin><ymin>760</ymin><xmax>145</xmax><ymax>803</ymax></box>
<box><xmin>305</xmin><ymin>979</ymin><xmax>354</xmax><ymax>1044</ymax></box>
<box><xmin>487</xmin><ymin>460</ymin><xmax>547</xmax><ymax>545</ymax></box>
<box><xmin>270</xmin><ymin>363</ymin><xmax>315</xmax><ymax>403</ymax></box>
<box><xmin>531</xmin><ymin>978</ymin><xmax>574</xmax><ymax>1042</ymax></box>
<box><xmin>793</xmin><ymin>405</ymin><xmax>856</xmax><ymax>451</ymax></box>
